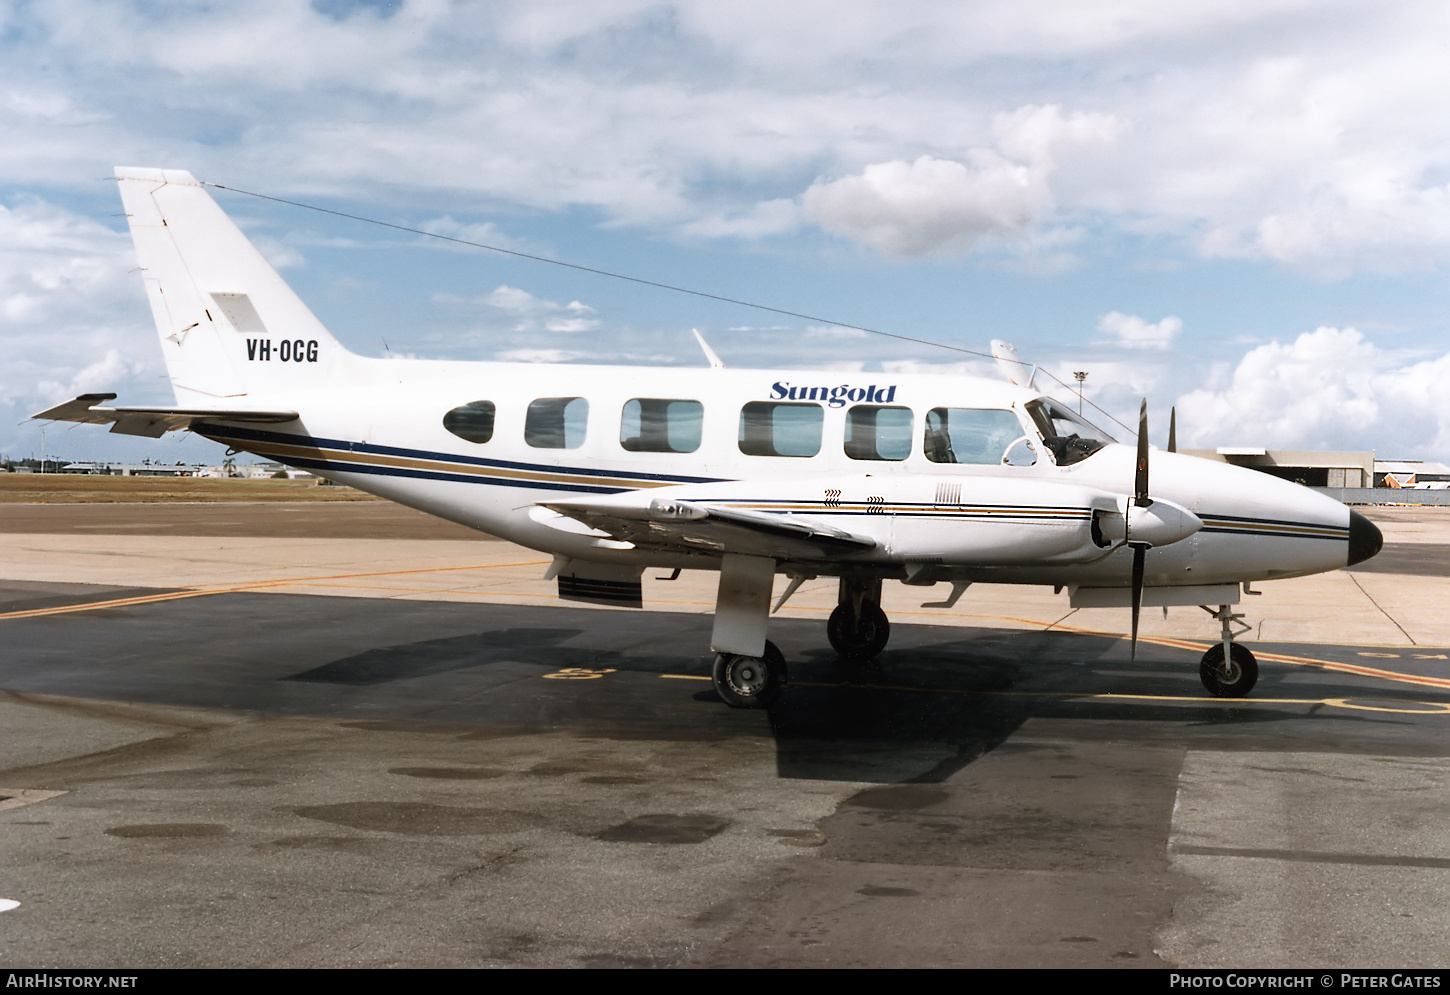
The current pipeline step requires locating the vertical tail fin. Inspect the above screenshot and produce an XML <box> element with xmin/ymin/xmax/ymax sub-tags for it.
<box><xmin>115</xmin><ymin>167</ymin><xmax>354</xmax><ymax>407</ymax></box>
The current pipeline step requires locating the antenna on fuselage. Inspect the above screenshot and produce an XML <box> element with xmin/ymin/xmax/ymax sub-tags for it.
<box><xmin>692</xmin><ymin>328</ymin><xmax>726</xmax><ymax>369</ymax></box>
<box><xmin>990</xmin><ymin>340</ymin><xmax>1036</xmax><ymax>388</ymax></box>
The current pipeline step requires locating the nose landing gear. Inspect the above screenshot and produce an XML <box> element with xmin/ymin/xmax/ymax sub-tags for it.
<box><xmin>1199</xmin><ymin>604</ymin><xmax>1258</xmax><ymax>697</ymax></box>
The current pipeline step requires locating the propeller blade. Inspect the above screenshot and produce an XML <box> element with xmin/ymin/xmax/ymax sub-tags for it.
<box><xmin>1168</xmin><ymin>407</ymin><xmax>1177</xmax><ymax>454</ymax></box>
<box><xmin>1131</xmin><ymin>398</ymin><xmax>1150</xmax><ymax>660</ymax></box>
<box><xmin>1134</xmin><ymin>399</ymin><xmax>1150</xmax><ymax>507</ymax></box>
<box><xmin>1130</xmin><ymin>545</ymin><xmax>1145</xmax><ymax>659</ymax></box>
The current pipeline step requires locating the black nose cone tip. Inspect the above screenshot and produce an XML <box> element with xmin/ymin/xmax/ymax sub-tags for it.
<box><xmin>1347</xmin><ymin>510</ymin><xmax>1384</xmax><ymax>566</ymax></box>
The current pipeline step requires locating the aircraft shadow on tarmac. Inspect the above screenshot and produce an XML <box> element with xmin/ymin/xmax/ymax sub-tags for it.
<box><xmin>758</xmin><ymin>628</ymin><xmax>1350</xmax><ymax>783</ymax></box>
<box><xmin>8</xmin><ymin>588</ymin><xmax>1412</xmax><ymax>787</ymax></box>
<box><xmin>275</xmin><ymin>613</ymin><xmax>1359</xmax><ymax>785</ymax></box>
<box><xmin>283</xmin><ymin>627</ymin><xmax>592</xmax><ymax>685</ymax></box>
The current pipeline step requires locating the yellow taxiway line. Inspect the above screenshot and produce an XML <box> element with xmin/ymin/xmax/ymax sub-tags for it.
<box><xmin>0</xmin><ymin>560</ymin><xmax>551</xmax><ymax>621</ymax></box>
<box><xmin>661</xmin><ymin>674</ymin><xmax>1450</xmax><ymax>715</ymax></box>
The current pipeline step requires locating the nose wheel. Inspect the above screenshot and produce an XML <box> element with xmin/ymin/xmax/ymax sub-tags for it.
<box><xmin>1199</xmin><ymin>603</ymin><xmax>1258</xmax><ymax>698</ymax></box>
<box><xmin>1200</xmin><ymin>642</ymin><xmax>1258</xmax><ymax>697</ymax></box>
<box><xmin>712</xmin><ymin>640</ymin><xmax>786</xmax><ymax>708</ymax></box>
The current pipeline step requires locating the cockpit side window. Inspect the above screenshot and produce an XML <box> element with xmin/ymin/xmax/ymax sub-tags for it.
<box><xmin>739</xmin><ymin>402</ymin><xmax>823</xmax><ymax>457</ymax></box>
<box><xmin>845</xmin><ymin>405</ymin><xmax>912</xmax><ymax>461</ymax></box>
<box><xmin>1025</xmin><ymin>399</ymin><xmax>1116</xmax><ymax>466</ymax></box>
<box><xmin>923</xmin><ymin>407</ymin><xmax>1030</xmax><ymax>465</ymax></box>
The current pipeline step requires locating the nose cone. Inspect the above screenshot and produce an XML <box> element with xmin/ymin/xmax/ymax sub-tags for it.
<box><xmin>1347</xmin><ymin>510</ymin><xmax>1383</xmax><ymax>566</ymax></box>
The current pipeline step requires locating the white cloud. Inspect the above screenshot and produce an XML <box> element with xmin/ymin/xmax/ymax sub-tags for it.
<box><xmin>432</xmin><ymin>284</ymin><xmax>601</xmax><ymax>341</ymax></box>
<box><xmin>1176</xmin><ymin>327</ymin><xmax>1450</xmax><ymax>457</ymax></box>
<box><xmin>485</xmin><ymin>285</ymin><xmax>542</xmax><ymax>313</ymax></box>
<box><xmin>483</xmin><ymin>285</ymin><xmax>597</xmax><ymax>331</ymax></box>
<box><xmin>417</xmin><ymin>215</ymin><xmax>528</xmax><ymax>253</ymax></box>
<box><xmin>801</xmin><ymin>153</ymin><xmax>1046</xmax><ymax>257</ymax></box>
<box><xmin>4</xmin><ymin>1</ymin><xmax>1450</xmax><ymax>274</ymax></box>
<box><xmin>800</xmin><ymin>106</ymin><xmax>1120</xmax><ymax>257</ymax></box>
<box><xmin>1098</xmin><ymin>311</ymin><xmax>1182</xmax><ymax>351</ymax></box>
<box><xmin>682</xmin><ymin>199</ymin><xmax>800</xmax><ymax>239</ymax></box>
<box><xmin>495</xmin><ymin>347</ymin><xmax>587</xmax><ymax>363</ymax></box>
<box><xmin>249</xmin><ymin>234</ymin><xmax>307</xmax><ymax>271</ymax></box>
<box><xmin>34</xmin><ymin>348</ymin><xmax>147</xmax><ymax>404</ymax></box>
<box><xmin>0</xmin><ymin>195</ymin><xmax>169</xmax><ymax>460</ymax></box>
<box><xmin>805</xmin><ymin>324</ymin><xmax>868</xmax><ymax>339</ymax></box>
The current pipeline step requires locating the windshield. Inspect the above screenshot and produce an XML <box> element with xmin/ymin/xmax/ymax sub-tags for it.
<box><xmin>1025</xmin><ymin>399</ymin><xmax>1117</xmax><ymax>466</ymax></box>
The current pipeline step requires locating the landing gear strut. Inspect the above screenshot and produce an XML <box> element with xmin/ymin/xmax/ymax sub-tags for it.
<box><xmin>827</xmin><ymin>578</ymin><xmax>890</xmax><ymax>660</ymax></box>
<box><xmin>709</xmin><ymin>554</ymin><xmax>785</xmax><ymax>709</ymax></box>
<box><xmin>1199</xmin><ymin>603</ymin><xmax>1258</xmax><ymax>697</ymax></box>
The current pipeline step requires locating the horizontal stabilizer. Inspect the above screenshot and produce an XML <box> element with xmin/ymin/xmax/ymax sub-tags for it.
<box><xmin>32</xmin><ymin>394</ymin><xmax>298</xmax><ymax>439</ymax></box>
<box><xmin>542</xmin><ymin>493</ymin><xmax>876</xmax><ymax>563</ymax></box>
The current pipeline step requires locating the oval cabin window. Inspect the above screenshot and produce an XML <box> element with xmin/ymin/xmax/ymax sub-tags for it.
<box><xmin>442</xmin><ymin>400</ymin><xmax>497</xmax><ymax>444</ymax></box>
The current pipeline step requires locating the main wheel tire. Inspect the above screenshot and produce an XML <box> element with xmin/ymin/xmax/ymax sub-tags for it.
<box><xmin>827</xmin><ymin>601</ymin><xmax>890</xmax><ymax>660</ymax></box>
<box><xmin>1200</xmin><ymin>643</ymin><xmax>1259</xmax><ymax>698</ymax></box>
<box><xmin>712</xmin><ymin>640</ymin><xmax>786</xmax><ymax>708</ymax></box>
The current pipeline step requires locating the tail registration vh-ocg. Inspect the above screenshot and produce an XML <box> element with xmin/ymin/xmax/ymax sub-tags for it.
<box><xmin>34</xmin><ymin>168</ymin><xmax>1384</xmax><ymax>707</ymax></box>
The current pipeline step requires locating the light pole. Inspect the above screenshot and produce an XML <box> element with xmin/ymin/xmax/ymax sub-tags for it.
<box><xmin>1073</xmin><ymin>371</ymin><xmax>1087</xmax><ymax>414</ymax></box>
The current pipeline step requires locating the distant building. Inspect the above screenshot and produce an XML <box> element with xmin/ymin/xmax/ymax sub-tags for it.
<box><xmin>59</xmin><ymin>462</ymin><xmax>204</xmax><ymax>477</ymax></box>
<box><xmin>1179</xmin><ymin>448</ymin><xmax>1374</xmax><ymax>488</ymax></box>
<box><xmin>1375</xmin><ymin>460</ymin><xmax>1450</xmax><ymax>489</ymax></box>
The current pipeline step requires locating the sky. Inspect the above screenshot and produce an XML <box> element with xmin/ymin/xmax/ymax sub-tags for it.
<box><xmin>4</xmin><ymin>0</ymin><xmax>1450</xmax><ymax>465</ymax></box>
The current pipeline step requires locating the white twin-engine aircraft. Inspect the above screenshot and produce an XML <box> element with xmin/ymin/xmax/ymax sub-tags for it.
<box><xmin>36</xmin><ymin>168</ymin><xmax>1384</xmax><ymax>707</ymax></box>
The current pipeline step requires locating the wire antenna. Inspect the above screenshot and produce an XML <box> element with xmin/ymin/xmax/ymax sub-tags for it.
<box><xmin>202</xmin><ymin>180</ymin><xmax>1133</xmax><ymax>434</ymax></box>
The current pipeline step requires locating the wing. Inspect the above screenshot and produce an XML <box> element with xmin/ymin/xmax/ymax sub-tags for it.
<box><xmin>542</xmin><ymin>493</ymin><xmax>877</xmax><ymax>562</ymax></box>
<box><xmin>32</xmin><ymin>394</ymin><xmax>298</xmax><ymax>438</ymax></box>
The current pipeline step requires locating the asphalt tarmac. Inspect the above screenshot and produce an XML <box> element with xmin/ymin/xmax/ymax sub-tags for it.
<box><xmin>2</xmin><ymin>502</ymin><xmax>1450</xmax><ymax>968</ymax></box>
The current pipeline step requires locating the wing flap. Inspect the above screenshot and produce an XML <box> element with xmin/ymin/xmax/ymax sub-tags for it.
<box><xmin>32</xmin><ymin>395</ymin><xmax>298</xmax><ymax>438</ymax></box>
<box><xmin>543</xmin><ymin>495</ymin><xmax>876</xmax><ymax>562</ymax></box>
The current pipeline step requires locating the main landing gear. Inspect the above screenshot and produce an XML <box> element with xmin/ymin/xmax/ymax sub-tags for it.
<box><xmin>1199</xmin><ymin>603</ymin><xmax>1258</xmax><ymax>698</ymax></box>
<box><xmin>707</xmin><ymin>561</ymin><xmax>897</xmax><ymax>709</ymax></box>
<box><xmin>826</xmin><ymin>578</ymin><xmax>890</xmax><ymax>661</ymax></box>
<box><xmin>712</xmin><ymin>641</ymin><xmax>786</xmax><ymax>709</ymax></box>
<box><xmin>708</xmin><ymin>554</ymin><xmax>787</xmax><ymax>709</ymax></box>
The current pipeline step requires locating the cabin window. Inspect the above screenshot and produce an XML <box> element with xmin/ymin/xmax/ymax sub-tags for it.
<box><xmin>620</xmin><ymin>398</ymin><xmax>704</xmax><ymax>453</ymax></box>
<box><xmin>738</xmin><ymin>402</ymin><xmax>823</xmax><ymax>457</ymax></box>
<box><xmin>844</xmin><ymin>405</ymin><xmax>913</xmax><ymax>461</ymax></box>
<box><xmin>525</xmin><ymin>397</ymin><xmax>588</xmax><ymax>449</ymax></box>
<box><xmin>442</xmin><ymin>400</ymin><xmax>496</xmax><ymax>444</ymax></box>
<box><xmin>923</xmin><ymin>407</ymin><xmax>1031</xmax><ymax>465</ymax></box>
